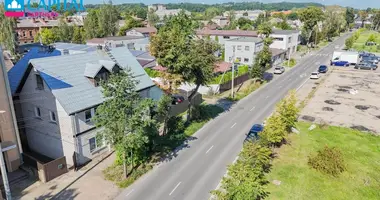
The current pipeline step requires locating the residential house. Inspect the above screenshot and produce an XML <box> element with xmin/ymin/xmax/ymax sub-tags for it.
<box><xmin>224</xmin><ymin>37</ymin><xmax>264</xmax><ymax>65</ymax></box>
<box><xmin>148</xmin><ymin>4</ymin><xmax>190</xmax><ymax>20</ymax></box>
<box><xmin>126</xmin><ymin>27</ymin><xmax>157</xmax><ymax>37</ymax></box>
<box><xmin>130</xmin><ymin>50</ymin><xmax>157</xmax><ymax>68</ymax></box>
<box><xmin>271</xmin><ymin>10</ymin><xmax>293</xmax><ymax>16</ymax></box>
<box><xmin>196</xmin><ymin>30</ymin><xmax>259</xmax><ymax>46</ymax></box>
<box><xmin>211</xmin><ymin>16</ymin><xmax>229</xmax><ymax>28</ymax></box>
<box><xmin>224</xmin><ymin>10</ymin><xmax>264</xmax><ymax>21</ymax></box>
<box><xmin>86</xmin><ymin>35</ymin><xmax>146</xmax><ymax>49</ymax></box>
<box><xmin>270</xmin><ymin>29</ymin><xmax>301</xmax><ymax>55</ymax></box>
<box><xmin>54</xmin><ymin>43</ymin><xmax>98</xmax><ymax>55</ymax></box>
<box><xmin>11</xmin><ymin>47</ymin><xmax>163</xmax><ymax>167</ymax></box>
<box><xmin>0</xmin><ymin>48</ymin><xmax>23</xmax><ymax>173</ymax></box>
<box><xmin>270</xmin><ymin>48</ymin><xmax>287</xmax><ymax>66</ymax></box>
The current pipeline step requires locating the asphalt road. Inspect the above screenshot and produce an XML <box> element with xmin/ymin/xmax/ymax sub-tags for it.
<box><xmin>115</xmin><ymin>33</ymin><xmax>351</xmax><ymax>200</ymax></box>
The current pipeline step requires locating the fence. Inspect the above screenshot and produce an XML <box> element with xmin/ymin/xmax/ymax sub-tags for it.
<box><xmin>170</xmin><ymin>92</ymin><xmax>202</xmax><ymax>117</ymax></box>
<box><xmin>219</xmin><ymin>73</ymin><xmax>250</xmax><ymax>93</ymax></box>
<box><xmin>23</xmin><ymin>153</ymin><xmax>68</xmax><ymax>183</ymax></box>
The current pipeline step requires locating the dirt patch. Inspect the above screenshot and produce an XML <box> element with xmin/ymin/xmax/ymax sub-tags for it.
<box><xmin>325</xmin><ymin>100</ymin><xmax>341</xmax><ymax>105</ymax></box>
<box><xmin>301</xmin><ymin>115</ymin><xmax>315</xmax><ymax>122</ymax></box>
<box><xmin>337</xmin><ymin>88</ymin><xmax>349</xmax><ymax>92</ymax></box>
<box><xmin>339</xmin><ymin>86</ymin><xmax>352</xmax><ymax>89</ymax></box>
<box><xmin>312</xmin><ymin>87</ymin><xmax>316</xmax><ymax>89</ymax></box>
<box><xmin>351</xmin><ymin>125</ymin><xmax>373</xmax><ymax>132</ymax></box>
<box><xmin>355</xmin><ymin>105</ymin><xmax>370</xmax><ymax>111</ymax></box>
<box><xmin>376</xmin><ymin>116</ymin><xmax>380</xmax><ymax>119</ymax></box>
<box><xmin>322</xmin><ymin>107</ymin><xmax>334</xmax><ymax>111</ymax></box>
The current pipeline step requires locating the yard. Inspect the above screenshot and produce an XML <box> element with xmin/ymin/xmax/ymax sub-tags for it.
<box><xmin>353</xmin><ymin>30</ymin><xmax>380</xmax><ymax>52</ymax></box>
<box><xmin>266</xmin><ymin>122</ymin><xmax>380</xmax><ymax>200</ymax></box>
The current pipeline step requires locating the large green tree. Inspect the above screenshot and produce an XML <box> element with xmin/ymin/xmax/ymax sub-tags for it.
<box><xmin>0</xmin><ymin>4</ymin><xmax>17</xmax><ymax>54</ymax></box>
<box><xmin>84</xmin><ymin>9</ymin><xmax>100</xmax><ymax>39</ymax></box>
<box><xmin>57</xmin><ymin>18</ymin><xmax>74</xmax><ymax>42</ymax></box>
<box><xmin>150</xmin><ymin>11</ymin><xmax>219</xmax><ymax>121</ymax></box>
<box><xmin>298</xmin><ymin>7</ymin><xmax>324</xmax><ymax>47</ymax></box>
<box><xmin>276</xmin><ymin>90</ymin><xmax>299</xmax><ymax>132</ymax></box>
<box><xmin>156</xmin><ymin>95</ymin><xmax>172</xmax><ymax>135</ymax></box>
<box><xmin>35</xmin><ymin>28</ymin><xmax>58</xmax><ymax>45</ymax></box>
<box><xmin>345</xmin><ymin>7</ymin><xmax>355</xmax><ymax>27</ymax></box>
<box><xmin>97</xmin><ymin>2</ymin><xmax>119</xmax><ymax>37</ymax></box>
<box><xmin>147</xmin><ymin>9</ymin><xmax>160</xmax><ymax>26</ymax></box>
<box><xmin>118</xmin><ymin>17</ymin><xmax>144</xmax><ymax>36</ymax></box>
<box><xmin>72</xmin><ymin>26</ymin><xmax>85</xmax><ymax>44</ymax></box>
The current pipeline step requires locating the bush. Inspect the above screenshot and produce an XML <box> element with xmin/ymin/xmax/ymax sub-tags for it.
<box><xmin>209</xmin><ymin>65</ymin><xmax>250</xmax><ymax>84</ymax></box>
<box><xmin>190</xmin><ymin>104</ymin><xmax>224</xmax><ymax>121</ymax></box>
<box><xmin>167</xmin><ymin>116</ymin><xmax>185</xmax><ymax>135</ymax></box>
<box><xmin>144</xmin><ymin>68</ymin><xmax>161</xmax><ymax>78</ymax></box>
<box><xmin>308</xmin><ymin>146</ymin><xmax>346</xmax><ymax>176</ymax></box>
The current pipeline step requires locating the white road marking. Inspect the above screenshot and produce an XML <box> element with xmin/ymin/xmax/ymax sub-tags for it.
<box><xmin>169</xmin><ymin>182</ymin><xmax>182</xmax><ymax>196</ymax></box>
<box><xmin>126</xmin><ymin>189</ymin><xmax>134</xmax><ymax>197</ymax></box>
<box><xmin>250</xmin><ymin>106</ymin><xmax>256</xmax><ymax>111</ymax></box>
<box><xmin>296</xmin><ymin>78</ymin><xmax>310</xmax><ymax>91</ymax></box>
<box><xmin>206</xmin><ymin>145</ymin><xmax>214</xmax><ymax>154</ymax></box>
<box><xmin>230</xmin><ymin>123</ymin><xmax>237</xmax><ymax>128</ymax></box>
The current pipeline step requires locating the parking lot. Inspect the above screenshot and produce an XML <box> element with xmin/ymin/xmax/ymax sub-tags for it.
<box><xmin>299</xmin><ymin>66</ymin><xmax>380</xmax><ymax>135</ymax></box>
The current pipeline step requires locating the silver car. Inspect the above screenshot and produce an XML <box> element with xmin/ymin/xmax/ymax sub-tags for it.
<box><xmin>273</xmin><ymin>66</ymin><xmax>285</xmax><ymax>74</ymax></box>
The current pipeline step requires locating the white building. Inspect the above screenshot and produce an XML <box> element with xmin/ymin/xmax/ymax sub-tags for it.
<box><xmin>224</xmin><ymin>10</ymin><xmax>264</xmax><ymax>21</ymax></box>
<box><xmin>211</xmin><ymin>16</ymin><xmax>229</xmax><ymax>28</ymax></box>
<box><xmin>86</xmin><ymin>36</ymin><xmax>146</xmax><ymax>49</ymax></box>
<box><xmin>270</xmin><ymin>29</ymin><xmax>301</xmax><ymax>54</ymax></box>
<box><xmin>196</xmin><ymin>30</ymin><xmax>259</xmax><ymax>46</ymax></box>
<box><xmin>148</xmin><ymin>4</ymin><xmax>190</xmax><ymax>20</ymax></box>
<box><xmin>125</xmin><ymin>27</ymin><xmax>157</xmax><ymax>37</ymax></box>
<box><xmin>12</xmin><ymin>47</ymin><xmax>162</xmax><ymax>168</ymax></box>
<box><xmin>224</xmin><ymin>37</ymin><xmax>264</xmax><ymax>65</ymax></box>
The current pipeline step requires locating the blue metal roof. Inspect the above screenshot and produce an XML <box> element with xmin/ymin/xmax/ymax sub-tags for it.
<box><xmin>7</xmin><ymin>47</ymin><xmax>61</xmax><ymax>95</ymax></box>
<box><xmin>39</xmin><ymin>72</ymin><xmax>73</xmax><ymax>90</ymax></box>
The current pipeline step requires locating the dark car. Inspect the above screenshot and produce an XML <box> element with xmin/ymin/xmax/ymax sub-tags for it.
<box><xmin>355</xmin><ymin>62</ymin><xmax>377</xmax><ymax>70</ymax></box>
<box><xmin>331</xmin><ymin>60</ymin><xmax>349</xmax><ymax>67</ymax></box>
<box><xmin>318</xmin><ymin>65</ymin><xmax>328</xmax><ymax>73</ymax></box>
<box><xmin>245</xmin><ymin>124</ymin><xmax>264</xmax><ymax>142</ymax></box>
<box><xmin>171</xmin><ymin>95</ymin><xmax>185</xmax><ymax>105</ymax></box>
<box><xmin>362</xmin><ymin>56</ymin><xmax>379</xmax><ymax>64</ymax></box>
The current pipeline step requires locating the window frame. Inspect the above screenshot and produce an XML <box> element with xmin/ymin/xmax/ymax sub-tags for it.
<box><xmin>85</xmin><ymin>109</ymin><xmax>93</xmax><ymax>123</ymax></box>
<box><xmin>34</xmin><ymin>107</ymin><xmax>41</xmax><ymax>118</ymax></box>
<box><xmin>245</xmin><ymin>46</ymin><xmax>250</xmax><ymax>51</ymax></box>
<box><xmin>89</xmin><ymin>137</ymin><xmax>96</xmax><ymax>152</ymax></box>
<box><xmin>237</xmin><ymin>45</ymin><xmax>242</xmax><ymax>50</ymax></box>
<box><xmin>49</xmin><ymin>111</ymin><xmax>57</xmax><ymax>123</ymax></box>
<box><xmin>36</xmin><ymin>74</ymin><xmax>44</xmax><ymax>90</ymax></box>
<box><xmin>244</xmin><ymin>58</ymin><xmax>249</xmax><ymax>63</ymax></box>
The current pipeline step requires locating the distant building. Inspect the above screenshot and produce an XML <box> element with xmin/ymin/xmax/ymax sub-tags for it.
<box><xmin>148</xmin><ymin>4</ymin><xmax>190</xmax><ymax>20</ymax></box>
<box><xmin>196</xmin><ymin>30</ymin><xmax>259</xmax><ymax>46</ymax></box>
<box><xmin>270</xmin><ymin>29</ymin><xmax>301</xmax><ymax>54</ymax></box>
<box><xmin>211</xmin><ymin>16</ymin><xmax>229</xmax><ymax>28</ymax></box>
<box><xmin>224</xmin><ymin>10</ymin><xmax>264</xmax><ymax>21</ymax></box>
<box><xmin>224</xmin><ymin>37</ymin><xmax>264</xmax><ymax>65</ymax></box>
<box><xmin>86</xmin><ymin>35</ymin><xmax>146</xmax><ymax>49</ymax></box>
<box><xmin>126</xmin><ymin>27</ymin><xmax>157</xmax><ymax>37</ymax></box>
<box><xmin>271</xmin><ymin>10</ymin><xmax>293</xmax><ymax>16</ymax></box>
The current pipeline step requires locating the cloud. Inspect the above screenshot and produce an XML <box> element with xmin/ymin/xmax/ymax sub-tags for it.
<box><xmin>8</xmin><ymin>0</ymin><xmax>22</xmax><ymax>9</ymax></box>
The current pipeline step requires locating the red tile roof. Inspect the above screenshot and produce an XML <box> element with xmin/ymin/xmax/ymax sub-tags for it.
<box><xmin>132</xmin><ymin>27</ymin><xmax>157</xmax><ymax>34</ymax></box>
<box><xmin>196</xmin><ymin>30</ymin><xmax>258</xmax><ymax>37</ymax></box>
<box><xmin>214</xmin><ymin>61</ymin><xmax>232</xmax><ymax>73</ymax></box>
<box><xmin>152</xmin><ymin>65</ymin><xmax>167</xmax><ymax>71</ymax></box>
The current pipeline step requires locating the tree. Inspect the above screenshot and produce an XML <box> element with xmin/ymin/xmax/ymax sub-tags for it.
<box><xmin>35</xmin><ymin>28</ymin><xmax>58</xmax><ymax>45</ymax></box>
<box><xmin>259</xmin><ymin>113</ymin><xmax>287</xmax><ymax>147</ymax></box>
<box><xmin>298</xmin><ymin>7</ymin><xmax>324</xmax><ymax>47</ymax></box>
<box><xmin>287</xmin><ymin>12</ymin><xmax>298</xmax><ymax>20</ymax></box>
<box><xmin>118</xmin><ymin>17</ymin><xmax>144</xmax><ymax>36</ymax></box>
<box><xmin>276</xmin><ymin>90</ymin><xmax>299</xmax><ymax>132</ymax></box>
<box><xmin>147</xmin><ymin>9</ymin><xmax>160</xmax><ymax>27</ymax></box>
<box><xmin>205</xmin><ymin>7</ymin><xmax>221</xmax><ymax>20</ymax></box>
<box><xmin>84</xmin><ymin>9</ymin><xmax>100</xmax><ymax>39</ymax></box>
<box><xmin>345</xmin><ymin>37</ymin><xmax>354</xmax><ymax>49</ymax></box>
<box><xmin>156</xmin><ymin>95</ymin><xmax>172</xmax><ymax>135</ymax></box>
<box><xmin>237</xmin><ymin>17</ymin><xmax>253</xmax><ymax>29</ymax></box>
<box><xmin>57</xmin><ymin>18</ymin><xmax>74</xmax><ymax>42</ymax></box>
<box><xmin>372</xmin><ymin>11</ymin><xmax>380</xmax><ymax>30</ymax></box>
<box><xmin>72</xmin><ymin>26</ymin><xmax>85</xmax><ymax>44</ymax></box>
<box><xmin>359</xmin><ymin>10</ymin><xmax>368</xmax><ymax>28</ymax></box>
<box><xmin>367</xmin><ymin>34</ymin><xmax>376</xmax><ymax>42</ymax></box>
<box><xmin>251</xmin><ymin>45</ymin><xmax>272</xmax><ymax>77</ymax></box>
<box><xmin>345</xmin><ymin>7</ymin><xmax>355</xmax><ymax>28</ymax></box>
<box><xmin>94</xmin><ymin>70</ymin><xmax>156</xmax><ymax>178</ymax></box>
<box><xmin>150</xmin><ymin>12</ymin><xmax>219</xmax><ymax>122</ymax></box>
<box><xmin>97</xmin><ymin>2</ymin><xmax>119</xmax><ymax>37</ymax></box>
<box><xmin>324</xmin><ymin>9</ymin><xmax>346</xmax><ymax>40</ymax></box>
<box><xmin>250</xmin><ymin>64</ymin><xmax>264</xmax><ymax>79</ymax></box>
<box><xmin>258</xmin><ymin>22</ymin><xmax>272</xmax><ymax>38</ymax></box>
<box><xmin>0</xmin><ymin>4</ymin><xmax>17</xmax><ymax>54</ymax></box>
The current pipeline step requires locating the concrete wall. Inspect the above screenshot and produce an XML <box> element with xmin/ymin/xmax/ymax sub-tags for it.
<box><xmin>0</xmin><ymin>52</ymin><xmax>21</xmax><ymax>172</ymax></box>
<box><xmin>225</xmin><ymin>41</ymin><xmax>263</xmax><ymax>65</ymax></box>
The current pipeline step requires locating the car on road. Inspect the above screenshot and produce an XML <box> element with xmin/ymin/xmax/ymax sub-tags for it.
<box><xmin>171</xmin><ymin>95</ymin><xmax>185</xmax><ymax>105</ymax></box>
<box><xmin>310</xmin><ymin>72</ymin><xmax>320</xmax><ymax>79</ymax></box>
<box><xmin>273</xmin><ymin>66</ymin><xmax>285</xmax><ymax>74</ymax></box>
<box><xmin>331</xmin><ymin>60</ymin><xmax>350</xmax><ymax>66</ymax></box>
<box><xmin>362</xmin><ymin>56</ymin><xmax>379</xmax><ymax>64</ymax></box>
<box><xmin>318</xmin><ymin>65</ymin><xmax>328</xmax><ymax>73</ymax></box>
<box><xmin>245</xmin><ymin>124</ymin><xmax>264</xmax><ymax>142</ymax></box>
<box><xmin>355</xmin><ymin>62</ymin><xmax>377</xmax><ymax>70</ymax></box>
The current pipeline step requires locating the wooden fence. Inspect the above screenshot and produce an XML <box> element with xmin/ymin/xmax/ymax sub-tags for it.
<box><xmin>219</xmin><ymin>73</ymin><xmax>250</xmax><ymax>93</ymax></box>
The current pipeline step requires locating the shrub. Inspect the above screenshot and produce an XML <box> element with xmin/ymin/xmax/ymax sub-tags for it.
<box><xmin>144</xmin><ymin>68</ymin><xmax>161</xmax><ymax>78</ymax></box>
<box><xmin>167</xmin><ymin>116</ymin><xmax>185</xmax><ymax>135</ymax></box>
<box><xmin>308</xmin><ymin>146</ymin><xmax>346</xmax><ymax>176</ymax></box>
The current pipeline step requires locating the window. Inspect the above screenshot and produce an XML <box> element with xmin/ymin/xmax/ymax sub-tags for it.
<box><xmin>223</xmin><ymin>36</ymin><xmax>230</xmax><ymax>39</ymax></box>
<box><xmin>34</xmin><ymin>107</ymin><xmax>41</xmax><ymax>118</ymax></box>
<box><xmin>274</xmin><ymin>37</ymin><xmax>284</xmax><ymax>41</ymax></box>
<box><xmin>244</xmin><ymin>58</ymin><xmax>249</xmax><ymax>63</ymax></box>
<box><xmin>236</xmin><ymin>57</ymin><xmax>241</xmax><ymax>62</ymax></box>
<box><xmin>50</xmin><ymin>111</ymin><xmax>57</xmax><ymax>122</ymax></box>
<box><xmin>95</xmin><ymin>72</ymin><xmax>109</xmax><ymax>87</ymax></box>
<box><xmin>237</xmin><ymin>45</ymin><xmax>242</xmax><ymax>50</ymax></box>
<box><xmin>29</xmin><ymin>31</ymin><xmax>33</xmax><ymax>37</ymax></box>
<box><xmin>85</xmin><ymin>109</ymin><xmax>92</xmax><ymax>123</ymax></box>
<box><xmin>288</xmin><ymin>37</ymin><xmax>292</xmax><ymax>43</ymax></box>
<box><xmin>23</xmin><ymin>31</ymin><xmax>25</xmax><ymax>37</ymax></box>
<box><xmin>245</xmin><ymin>46</ymin><xmax>250</xmax><ymax>51</ymax></box>
<box><xmin>36</xmin><ymin>74</ymin><xmax>44</xmax><ymax>90</ymax></box>
<box><xmin>89</xmin><ymin>138</ymin><xmax>96</xmax><ymax>152</ymax></box>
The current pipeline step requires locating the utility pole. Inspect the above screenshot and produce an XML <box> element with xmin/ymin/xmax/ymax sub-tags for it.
<box><xmin>288</xmin><ymin>48</ymin><xmax>291</xmax><ymax>66</ymax></box>
<box><xmin>0</xmin><ymin>111</ymin><xmax>12</xmax><ymax>200</ymax></box>
<box><xmin>231</xmin><ymin>46</ymin><xmax>236</xmax><ymax>99</ymax></box>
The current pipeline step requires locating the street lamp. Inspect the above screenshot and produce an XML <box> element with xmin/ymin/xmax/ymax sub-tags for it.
<box><xmin>0</xmin><ymin>110</ymin><xmax>12</xmax><ymax>200</ymax></box>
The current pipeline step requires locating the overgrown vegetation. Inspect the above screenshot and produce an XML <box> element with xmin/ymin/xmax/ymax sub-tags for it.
<box><xmin>144</xmin><ymin>68</ymin><xmax>162</xmax><ymax>78</ymax></box>
<box><xmin>308</xmin><ymin>146</ymin><xmax>346</xmax><ymax>176</ymax></box>
<box><xmin>212</xmin><ymin>91</ymin><xmax>299</xmax><ymax>199</ymax></box>
<box><xmin>283</xmin><ymin>58</ymin><xmax>296</xmax><ymax>67</ymax></box>
<box><xmin>209</xmin><ymin>65</ymin><xmax>249</xmax><ymax>84</ymax></box>
<box><xmin>267</xmin><ymin>122</ymin><xmax>380</xmax><ymax>199</ymax></box>
<box><xmin>352</xmin><ymin>29</ymin><xmax>380</xmax><ymax>52</ymax></box>
<box><xmin>227</xmin><ymin>80</ymin><xmax>263</xmax><ymax>101</ymax></box>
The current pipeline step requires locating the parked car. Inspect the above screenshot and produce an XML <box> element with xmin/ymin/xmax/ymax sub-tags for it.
<box><xmin>318</xmin><ymin>65</ymin><xmax>328</xmax><ymax>73</ymax></box>
<box><xmin>362</xmin><ymin>56</ymin><xmax>379</xmax><ymax>64</ymax></box>
<box><xmin>331</xmin><ymin>60</ymin><xmax>350</xmax><ymax>66</ymax></box>
<box><xmin>355</xmin><ymin>62</ymin><xmax>377</xmax><ymax>70</ymax></box>
<box><xmin>273</xmin><ymin>66</ymin><xmax>285</xmax><ymax>74</ymax></box>
<box><xmin>310</xmin><ymin>72</ymin><xmax>320</xmax><ymax>79</ymax></box>
<box><xmin>245</xmin><ymin>124</ymin><xmax>264</xmax><ymax>142</ymax></box>
<box><xmin>171</xmin><ymin>95</ymin><xmax>185</xmax><ymax>105</ymax></box>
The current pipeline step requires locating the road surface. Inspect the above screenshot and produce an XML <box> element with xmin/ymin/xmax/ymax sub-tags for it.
<box><xmin>116</xmin><ymin>34</ymin><xmax>351</xmax><ymax>200</ymax></box>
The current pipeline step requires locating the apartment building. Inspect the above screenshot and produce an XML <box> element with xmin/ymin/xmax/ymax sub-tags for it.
<box><xmin>224</xmin><ymin>37</ymin><xmax>264</xmax><ymax>65</ymax></box>
<box><xmin>148</xmin><ymin>4</ymin><xmax>190</xmax><ymax>20</ymax></box>
<box><xmin>11</xmin><ymin>47</ymin><xmax>163</xmax><ymax>167</ymax></box>
<box><xmin>270</xmin><ymin>29</ymin><xmax>301</xmax><ymax>54</ymax></box>
<box><xmin>211</xmin><ymin>16</ymin><xmax>229</xmax><ymax>28</ymax></box>
<box><xmin>0</xmin><ymin>48</ymin><xmax>23</xmax><ymax>173</ymax></box>
<box><xmin>196</xmin><ymin>30</ymin><xmax>259</xmax><ymax>46</ymax></box>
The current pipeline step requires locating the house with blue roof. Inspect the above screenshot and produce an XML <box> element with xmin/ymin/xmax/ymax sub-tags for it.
<box><xmin>14</xmin><ymin>47</ymin><xmax>163</xmax><ymax>167</ymax></box>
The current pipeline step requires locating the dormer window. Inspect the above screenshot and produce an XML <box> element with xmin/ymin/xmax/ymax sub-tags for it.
<box><xmin>94</xmin><ymin>72</ymin><xmax>109</xmax><ymax>87</ymax></box>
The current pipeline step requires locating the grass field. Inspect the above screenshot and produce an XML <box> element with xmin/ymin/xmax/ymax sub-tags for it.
<box><xmin>353</xmin><ymin>30</ymin><xmax>380</xmax><ymax>53</ymax></box>
<box><xmin>266</xmin><ymin>122</ymin><xmax>380</xmax><ymax>200</ymax></box>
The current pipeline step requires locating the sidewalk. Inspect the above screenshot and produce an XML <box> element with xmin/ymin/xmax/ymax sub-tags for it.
<box><xmin>14</xmin><ymin>152</ymin><xmax>120</xmax><ymax>200</ymax></box>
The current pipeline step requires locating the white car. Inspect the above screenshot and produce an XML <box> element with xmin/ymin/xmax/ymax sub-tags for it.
<box><xmin>273</xmin><ymin>66</ymin><xmax>285</xmax><ymax>74</ymax></box>
<box><xmin>310</xmin><ymin>72</ymin><xmax>320</xmax><ymax>79</ymax></box>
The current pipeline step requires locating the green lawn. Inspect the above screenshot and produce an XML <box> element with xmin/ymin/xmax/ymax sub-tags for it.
<box><xmin>266</xmin><ymin>122</ymin><xmax>380</xmax><ymax>200</ymax></box>
<box><xmin>353</xmin><ymin>30</ymin><xmax>380</xmax><ymax>53</ymax></box>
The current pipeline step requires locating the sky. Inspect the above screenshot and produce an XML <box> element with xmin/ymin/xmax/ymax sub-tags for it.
<box><xmin>85</xmin><ymin>0</ymin><xmax>379</xmax><ymax>9</ymax></box>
